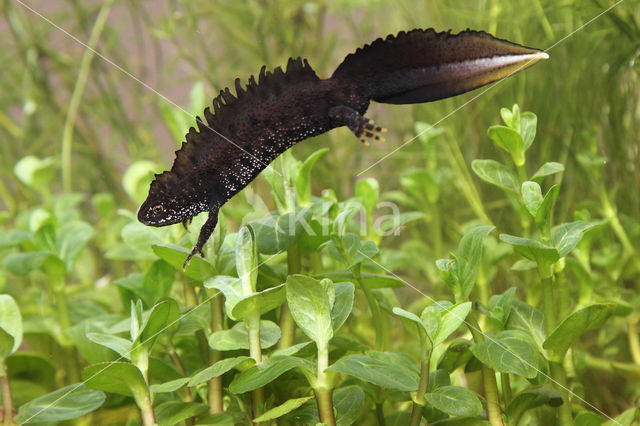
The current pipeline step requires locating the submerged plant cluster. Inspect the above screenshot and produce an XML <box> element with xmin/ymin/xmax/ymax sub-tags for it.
<box><xmin>1</xmin><ymin>101</ymin><xmax>638</xmax><ymax>425</ymax></box>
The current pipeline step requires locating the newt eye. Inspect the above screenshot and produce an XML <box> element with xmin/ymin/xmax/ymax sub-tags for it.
<box><xmin>152</xmin><ymin>205</ymin><xmax>164</xmax><ymax>214</ymax></box>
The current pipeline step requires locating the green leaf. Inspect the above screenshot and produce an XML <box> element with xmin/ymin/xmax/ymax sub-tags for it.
<box><xmin>520</xmin><ymin>112</ymin><xmax>537</xmax><ymax>150</ymax></box>
<box><xmin>86</xmin><ymin>333</ymin><xmax>132</xmax><ymax>360</ymax></box>
<box><xmin>188</xmin><ymin>356</ymin><xmax>252</xmax><ymax>386</ymax></box>
<box><xmin>253</xmin><ymin>396</ymin><xmax>314</xmax><ymax>422</ymax></box>
<box><xmin>120</xmin><ymin>221</ymin><xmax>165</xmax><ymax>259</ymax></box>
<box><xmin>488</xmin><ymin>287</ymin><xmax>517</xmax><ymax>328</ymax></box>
<box><xmin>325</xmin><ymin>234</ymin><xmax>378</xmax><ymax>269</ymax></box>
<box><xmin>499</xmin><ymin>234</ymin><xmax>559</xmax><ymax>278</ymax></box>
<box><xmin>286</xmin><ymin>274</ymin><xmax>333</xmax><ymax>346</ymax></box>
<box><xmin>0</xmin><ymin>229</ymin><xmax>31</xmax><ymax>249</ymax></box>
<box><xmin>392</xmin><ymin>307</ymin><xmax>422</xmax><ymax>325</ymax></box>
<box><xmin>543</xmin><ymin>303</ymin><xmax>616</xmax><ymax>362</ymax></box>
<box><xmin>82</xmin><ymin>362</ymin><xmax>148</xmax><ymax>398</ymax></box>
<box><xmin>229</xmin><ymin>355</ymin><xmax>315</xmax><ymax>394</ymax></box>
<box><xmin>551</xmin><ymin>221</ymin><xmax>599</xmax><ymax>257</ymax></box>
<box><xmin>271</xmin><ymin>341</ymin><xmax>312</xmax><ymax>357</ymax></box>
<box><xmin>470</xmin><ymin>330</ymin><xmax>542</xmax><ymax>378</ymax></box>
<box><xmin>232</xmin><ymin>284</ymin><xmax>286</xmax><ymax>320</ymax></box>
<box><xmin>29</xmin><ymin>208</ymin><xmax>52</xmax><ymax>233</ymax></box>
<box><xmin>355</xmin><ymin>178</ymin><xmax>380</xmax><ymax>217</ymax></box>
<box><xmin>505</xmin><ymin>385</ymin><xmax>562</xmax><ymax>425</ymax></box>
<box><xmin>471</xmin><ymin>159</ymin><xmax>520</xmax><ymax>194</ymax></box>
<box><xmin>290</xmin><ymin>385</ymin><xmax>365</xmax><ymax>425</ymax></box>
<box><xmin>487</xmin><ymin>125</ymin><xmax>525</xmax><ymax>166</ymax></box>
<box><xmin>500</xmin><ymin>105</ymin><xmax>519</xmax><ymax>130</ymax></box>
<box><xmin>437</xmin><ymin>339</ymin><xmax>473</xmax><ymax>373</ymax></box>
<box><xmin>2</xmin><ymin>251</ymin><xmax>52</xmax><ymax>276</ymax></box>
<box><xmin>189</xmin><ymin>81</ymin><xmax>206</xmax><ymax>114</ymax></box>
<box><xmin>296</xmin><ymin>148</ymin><xmax>329</xmax><ymax>206</ymax></box>
<box><xmin>316</xmin><ymin>271</ymin><xmax>404</xmax><ymax>289</ymax></box>
<box><xmin>603</xmin><ymin>408</ymin><xmax>639</xmax><ymax>426</ymax></box>
<box><xmin>425</xmin><ymin>385</ymin><xmax>483</xmax><ymax>417</ymax></box>
<box><xmin>327</xmin><ymin>351</ymin><xmax>419</xmax><ymax>391</ymax></box>
<box><xmin>420</xmin><ymin>302</ymin><xmax>447</xmax><ymax>344</ymax></box>
<box><xmin>14</xmin><ymin>156</ymin><xmax>54</xmax><ymax>191</ymax></box>
<box><xmin>506</xmin><ymin>300</ymin><xmax>546</xmax><ymax>352</ymax></box>
<box><xmin>0</xmin><ymin>329</ymin><xmax>14</xmax><ymax>361</ymax></box>
<box><xmin>332</xmin><ymin>282</ymin><xmax>355</xmax><ymax>333</ymax></box>
<box><xmin>155</xmin><ymin>401</ymin><xmax>208</xmax><ymax>426</ymax></box>
<box><xmin>236</xmin><ymin>226</ymin><xmax>258</xmax><ymax>294</ymax></box>
<box><xmin>249</xmin><ymin>209</ymin><xmax>313</xmax><ymax>254</ymax></box>
<box><xmin>137</xmin><ymin>299</ymin><xmax>180</xmax><ymax>348</ymax></box>
<box><xmin>204</xmin><ymin>275</ymin><xmax>243</xmax><ymax>320</ymax></box>
<box><xmin>574</xmin><ymin>412</ymin><xmax>605</xmax><ymax>426</ymax></box>
<box><xmin>534</xmin><ymin>184</ymin><xmax>559</xmax><ymax>236</ymax></box>
<box><xmin>521</xmin><ymin>181</ymin><xmax>543</xmax><ymax>217</ymax></box>
<box><xmin>122</xmin><ymin>160</ymin><xmax>158</xmax><ymax>203</ymax></box>
<box><xmin>385</xmin><ymin>412</ymin><xmax>412</xmax><ymax>426</ymax></box>
<box><xmin>56</xmin><ymin>221</ymin><xmax>93</xmax><ymax>270</ymax></box>
<box><xmin>511</xmin><ymin>259</ymin><xmax>537</xmax><ymax>271</ymax></box>
<box><xmin>0</xmin><ymin>294</ymin><xmax>23</xmax><ymax>356</ymax></box>
<box><xmin>142</xmin><ymin>260</ymin><xmax>175</xmax><ymax>304</ymax></box>
<box><xmin>209</xmin><ymin>320</ymin><xmax>281</xmax><ymax>351</ymax></box>
<box><xmin>14</xmin><ymin>383</ymin><xmax>105</xmax><ymax>424</ymax></box>
<box><xmin>332</xmin><ymin>385</ymin><xmax>366</xmax><ymax>425</ymax></box>
<box><xmin>531</xmin><ymin>162</ymin><xmax>564</xmax><ymax>182</ymax></box>
<box><xmin>92</xmin><ymin>192</ymin><xmax>115</xmax><ymax>219</ymax></box>
<box><xmin>158</xmin><ymin>101</ymin><xmax>191</xmax><ymax>142</ymax></box>
<box><xmin>456</xmin><ymin>225</ymin><xmax>495</xmax><ymax>300</ymax></box>
<box><xmin>149</xmin><ymin>378</ymin><xmax>190</xmax><ymax>394</ymax></box>
<box><xmin>153</xmin><ymin>243</ymin><xmax>215</xmax><ymax>281</ymax></box>
<box><xmin>431</xmin><ymin>302</ymin><xmax>472</xmax><ymax>347</ymax></box>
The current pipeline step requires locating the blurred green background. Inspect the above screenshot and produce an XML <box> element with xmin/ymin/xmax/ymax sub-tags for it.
<box><xmin>1</xmin><ymin>0</ymin><xmax>637</xmax><ymax>216</ymax></box>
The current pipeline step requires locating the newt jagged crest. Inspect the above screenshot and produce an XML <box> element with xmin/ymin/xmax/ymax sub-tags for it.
<box><xmin>138</xmin><ymin>28</ymin><xmax>548</xmax><ymax>268</ymax></box>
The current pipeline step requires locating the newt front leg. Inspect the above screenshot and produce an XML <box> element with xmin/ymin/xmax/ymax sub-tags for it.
<box><xmin>183</xmin><ymin>209</ymin><xmax>219</xmax><ymax>270</ymax></box>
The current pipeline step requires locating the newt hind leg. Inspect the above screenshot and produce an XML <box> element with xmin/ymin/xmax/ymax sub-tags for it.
<box><xmin>329</xmin><ymin>105</ymin><xmax>386</xmax><ymax>146</ymax></box>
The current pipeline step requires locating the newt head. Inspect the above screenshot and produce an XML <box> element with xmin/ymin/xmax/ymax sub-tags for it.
<box><xmin>137</xmin><ymin>171</ymin><xmax>207</xmax><ymax>227</ymax></box>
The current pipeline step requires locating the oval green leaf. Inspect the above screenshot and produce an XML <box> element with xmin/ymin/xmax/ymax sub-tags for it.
<box><xmin>425</xmin><ymin>385</ymin><xmax>483</xmax><ymax>417</ymax></box>
<box><xmin>14</xmin><ymin>383</ymin><xmax>105</xmax><ymax>424</ymax></box>
<box><xmin>543</xmin><ymin>303</ymin><xmax>616</xmax><ymax>362</ymax></box>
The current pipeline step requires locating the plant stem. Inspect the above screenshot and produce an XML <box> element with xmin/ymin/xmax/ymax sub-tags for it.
<box><xmin>541</xmin><ymin>276</ymin><xmax>556</xmax><ymax>335</ymax></box>
<box><xmin>445</xmin><ymin>134</ymin><xmax>494</xmax><ymax>226</ymax></box>
<box><xmin>0</xmin><ymin>363</ymin><xmax>14</xmax><ymax>426</ymax></box>
<box><xmin>409</xmin><ymin>358</ymin><xmax>430</xmax><ymax>426</ymax></box>
<box><xmin>315</xmin><ymin>387</ymin><xmax>335</xmax><ymax>425</ymax></box>
<box><xmin>352</xmin><ymin>265</ymin><xmax>385</xmax><ymax>351</ymax></box>
<box><xmin>279</xmin><ymin>244</ymin><xmax>301</xmax><ymax>349</ymax></box>
<box><xmin>246</xmin><ymin>312</ymin><xmax>264</xmax><ymax>420</ymax></box>
<box><xmin>61</xmin><ymin>0</ymin><xmax>112</xmax><ymax>192</ymax></box>
<box><xmin>278</xmin><ymin>305</ymin><xmax>295</xmax><ymax>349</ymax></box>
<box><xmin>627</xmin><ymin>315</ymin><xmax>640</xmax><ymax>365</ymax></box>
<box><xmin>549</xmin><ymin>362</ymin><xmax>572</xmax><ymax>425</ymax></box>
<box><xmin>500</xmin><ymin>373</ymin><xmax>512</xmax><ymax>406</ymax></box>
<box><xmin>375</xmin><ymin>402</ymin><xmax>386</xmax><ymax>426</ymax></box>
<box><xmin>209</xmin><ymin>295</ymin><xmax>224</xmax><ymax>414</ymax></box>
<box><xmin>315</xmin><ymin>343</ymin><xmax>336</xmax><ymax>425</ymax></box>
<box><xmin>541</xmin><ymin>275</ymin><xmax>573</xmax><ymax>423</ymax></box>
<box><xmin>138</xmin><ymin>392</ymin><xmax>156</xmax><ymax>426</ymax></box>
<box><xmin>599</xmin><ymin>184</ymin><xmax>634</xmax><ymax>257</ymax></box>
<box><xmin>467</xmin><ymin>313</ymin><xmax>503</xmax><ymax>426</ymax></box>
<box><xmin>555</xmin><ymin>268</ymin><xmax>570</xmax><ymax>321</ymax></box>
<box><xmin>53</xmin><ymin>287</ymin><xmax>80</xmax><ymax>383</ymax></box>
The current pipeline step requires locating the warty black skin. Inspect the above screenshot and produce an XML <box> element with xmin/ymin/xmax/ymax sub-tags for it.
<box><xmin>138</xmin><ymin>28</ymin><xmax>548</xmax><ymax>268</ymax></box>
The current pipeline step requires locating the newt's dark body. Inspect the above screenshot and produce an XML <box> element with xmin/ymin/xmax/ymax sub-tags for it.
<box><xmin>138</xmin><ymin>29</ymin><xmax>547</xmax><ymax>267</ymax></box>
